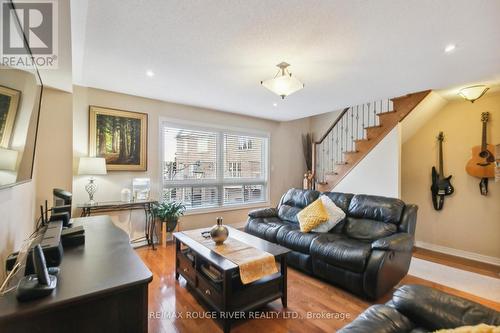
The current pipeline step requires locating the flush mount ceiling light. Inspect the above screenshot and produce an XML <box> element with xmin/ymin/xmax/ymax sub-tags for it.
<box><xmin>458</xmin><ymin>85</ymin><xmax>489</xmax><ymax>103</ymax></box>
<box><xmin>261</xmin><ymin>62</ymin><xmax>304</xmax><ymax>99</ymax></box>
<box><xmin>146</xmin><ymin>70</ymin><xmax>155</xmax><ymax>77</ymax></box>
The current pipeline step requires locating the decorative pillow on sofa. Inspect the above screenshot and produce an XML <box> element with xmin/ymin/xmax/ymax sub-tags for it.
<box><xmin>434</xmin><ymin>324</ymin><xmax>500</xmax><ymax>333</ymax></box>
<box><xmin>312</xmin><ymin>195</ymin><xmax>346</xmax><ymax>233</ymax></box>
<box><xmin>297</xmin><ymin>198</ymin><xmax>329</xmax><ymax>232</ymax></box>
<box><xmin>345</xmin><ymin>217</ymin><xmax>397</xmax><ymax>241</ymax></box>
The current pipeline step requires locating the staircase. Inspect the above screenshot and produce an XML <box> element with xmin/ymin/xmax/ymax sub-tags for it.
<box><xmin>313</xmin><ymin>90</ymin><xmax>431</xmax><ymax>192</ymax></box>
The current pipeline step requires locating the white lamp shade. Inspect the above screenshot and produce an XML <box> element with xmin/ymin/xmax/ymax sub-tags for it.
<box><xmin>261</xmin><ymin>73</ymin><xmax>304</xmax><ymax>99</ymax></box>
<box><xmin>0</xmin><ymin>148</ymin><xmax>19</xmax><ymax>171</ymax></box>
<box><xmin>78</xmin><ymin>157</ymin><xmax>107</xmax><ymax>175</ymax></box>
<box><xmin>458</xmin><ymin>85</ymin><xmax>489</xmax><ymax>102</ymax></box>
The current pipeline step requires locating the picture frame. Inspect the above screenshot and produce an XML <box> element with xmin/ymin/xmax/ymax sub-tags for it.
<box><xmin>89</xmin><ymin>106</ymin><xmax>148</xmax><ymax>171</ymax></box>
<box><xmin>0</xmin><ymin>85</ymin><xmax>21</xmax><ymax>148</ymax></box>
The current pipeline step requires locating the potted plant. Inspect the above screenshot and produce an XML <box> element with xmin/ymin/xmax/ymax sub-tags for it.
<box><xmin>153</xmin><ymin>201</ymin><xmax>186</xmax><ymax>233</ymax></box>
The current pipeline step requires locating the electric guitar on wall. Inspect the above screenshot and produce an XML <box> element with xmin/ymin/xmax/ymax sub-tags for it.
<box><xmin>431</xmin><ymin>132</ymin><xmax>454</xmax><ymax>210</ymax></box>
<box><xmin>465</xmin><ymin>112</ymin><xmax>495</xmax><ymax>195</ymax></box>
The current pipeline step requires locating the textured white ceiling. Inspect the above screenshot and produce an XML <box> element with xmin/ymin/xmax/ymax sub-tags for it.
<box><xmin>71</xmin><ymin>0</ymin><xmax>500</xmax><ymax>121</ymax></box>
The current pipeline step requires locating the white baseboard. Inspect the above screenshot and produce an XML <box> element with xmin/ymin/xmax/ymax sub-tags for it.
<box><xmin>415</xmin><ymin>241</ymin><xmax>500</xmax><ymax>266</ymax></box>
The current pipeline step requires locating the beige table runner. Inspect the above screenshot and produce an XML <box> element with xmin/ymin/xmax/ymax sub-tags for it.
<box><xmin>182</xmin><ymin>230</ymin><xmax>278</xmax><ymax>284</ymax></box>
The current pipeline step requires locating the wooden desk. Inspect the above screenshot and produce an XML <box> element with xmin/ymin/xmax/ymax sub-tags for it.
<box><xmin>0</xmin><ymin>216</ymin><xmax>153</xmax><ymax>333</ymax></box>
<box><xmin>77</xmin><ymin>200</ymin><xmax>158</xmax><ymax>249</ymax></box>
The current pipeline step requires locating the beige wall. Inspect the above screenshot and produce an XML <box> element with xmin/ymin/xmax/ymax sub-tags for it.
<box><xmin>35</xmin><ymin>88</ymin><xmax>74</xmax><ymax>209</ymax></box>
<box><xmin>72</xmin><ymin>86</ymin><xmax>309</xmax><ymax>234</ymax></box>
<box><xmin>309</xmin><ymin>108</ymin><xmax>343</xmax><ymax>141</ymax></box>
<box><xmin>402</xmin><ymin>92</ymin><xmax>500</xmax><ymax>259</ymax></box>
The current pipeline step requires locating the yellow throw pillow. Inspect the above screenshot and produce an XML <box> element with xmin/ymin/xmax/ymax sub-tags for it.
<box><xmin>434</xmin><ymin>324</ymin><xmax>500</xmax><ymax>333</ymax></box>
<box><xmin>297</xmin><ymin>198</ymin><xmax>329</xmax><ymax>232</ymax></box>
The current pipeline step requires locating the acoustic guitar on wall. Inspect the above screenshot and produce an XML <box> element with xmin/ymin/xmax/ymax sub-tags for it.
<box><xmin>431</xmin><ymin>132</ymin><xmax>454</xmax><ymax>210</ymax></box>
<box><xmin>465</xmin><ymin>112</ymin><xmax>495</xmax><ymax>195</ymax></box>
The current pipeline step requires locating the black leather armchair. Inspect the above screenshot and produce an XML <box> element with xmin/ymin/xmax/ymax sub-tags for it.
<box><xmin>339</xmin><ymin>284</ymin><xmax>500</xmax><ymax>332</ymax></box>
<box><xmin>245</xmin><ymin>188</ymin><xmax>418</xmax><ymax>299</ymax></box>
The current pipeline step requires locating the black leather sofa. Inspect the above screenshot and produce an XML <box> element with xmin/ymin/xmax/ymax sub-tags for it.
<box><xmin>245</xmin><ymin>188</ymin><xmax>417</xmax><ymax>300</ymax></box>
<box><xmin>339</xmin><ymin>284</ymin><xmax>500</xmax><ymax>332</ymax></box>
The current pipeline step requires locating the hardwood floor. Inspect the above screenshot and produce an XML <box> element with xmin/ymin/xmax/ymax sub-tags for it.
<box><xmin>137</xmin><ymin>243</ymin><xmax>500</xmax><ymax>333</ymax></box>
<box><xmin>413</xmin><ymin>247</ymin><xmax>500</xmax><ymax>279</ymax></box>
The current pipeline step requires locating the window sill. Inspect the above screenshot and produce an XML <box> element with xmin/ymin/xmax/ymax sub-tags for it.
<box><xmin>183</xmin><ymin>201</ymin><xmax>271</xmax><ymax>216</ymax></box>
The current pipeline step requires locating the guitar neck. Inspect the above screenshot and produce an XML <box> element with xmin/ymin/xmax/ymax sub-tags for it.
<box><xmin>439</xmin><ymin>139</ymin><xmax>444</xmax><ymax>176</ymax></box>
<box><xmin>481</xmin><ymin>121</ymin><xmax>487</xmax><ymax>151</ymax></box>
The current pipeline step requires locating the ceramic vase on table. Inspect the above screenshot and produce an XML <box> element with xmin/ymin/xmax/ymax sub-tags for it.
<box><xmin>210</xmin><ymin>217</ymin><xmax>228</xmax><ymax>245</ymax></box>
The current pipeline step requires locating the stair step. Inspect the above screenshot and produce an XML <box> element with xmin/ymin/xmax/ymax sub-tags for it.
<box><xmin>343</xmin><ymin>150</ymin><xmax>359</xmax><ymax>155</ymax></box>
<box><xmin>364</xmin><ymin>125</ymin><xmax>382</xmax><ymax>130</ymax></box>
<box><xmin>376</xmin><ymin>110</ymin><xmax>397</xmax><ymax>116</ymax></box>
<box><xmin>353</xmin><ymin>138</ymin><xmax>370</xmax><ymax>143</ymax></box>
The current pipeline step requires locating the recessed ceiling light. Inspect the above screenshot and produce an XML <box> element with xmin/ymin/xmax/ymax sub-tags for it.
<box><xmin>273</xmin><ymin>103</ymin><xmax>278</xmax><ymax>107</ymax></box>
<box><xmin>146</xmin><ymin>70</ymin><xmax>155</xmax><ymax>77</ymax></box>
<box><xmin>444</xmin><ymin>44</ymin><xmax>456</xmax><ymax>53</ymax></box>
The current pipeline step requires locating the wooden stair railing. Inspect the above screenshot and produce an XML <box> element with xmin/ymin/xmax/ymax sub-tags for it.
<box><xmin>312</xmin><ymin>90</ymin><xmax>431</xmax><ymax>192</ymax></box>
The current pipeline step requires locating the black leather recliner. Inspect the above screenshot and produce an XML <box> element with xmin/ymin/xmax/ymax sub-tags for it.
<box><xmin>339</xmin><ymin>284</ymin><xmax>500</xmax><ymax>332</ymax></box>
<box><xmin>245</xmin><ymin>188</ymin><xmax>417</xmax><ymax>300</ymax></box>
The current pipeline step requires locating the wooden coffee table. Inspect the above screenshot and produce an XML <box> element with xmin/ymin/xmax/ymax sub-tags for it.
<box><xmin>174</xmin><ymin>226</ymin><xmax>290</xmax><ymax>333</ymax></box>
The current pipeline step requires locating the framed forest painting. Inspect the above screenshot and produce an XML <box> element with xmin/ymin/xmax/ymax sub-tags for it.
<box><xmin>89</xmin><ymin>106</ymin><xmax>148</xmax><ymax>171</ymax></box>
<box><xmin>0</xmin><ymin>85</ymin><xmax>21</xmax><ymax>148</ymax></box>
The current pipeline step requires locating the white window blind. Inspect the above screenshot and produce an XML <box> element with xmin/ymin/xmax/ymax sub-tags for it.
<box><xmin>161</xmin><ymin>122</ymin><xmax>268</xmax><ymax>211</ymax></box>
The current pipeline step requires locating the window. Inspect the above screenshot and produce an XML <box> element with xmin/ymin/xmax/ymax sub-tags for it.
<box><xmin>238</xmin><ymin>137</ymin><xmax>253</xmax><ymax>150</ymax></box>
<box><xmin>228</xmin><ymin>162</ymin><xmax>242</xmax><ymax>177</ymax></box>
<box><xmin>161</xmin><ymin>121</ymin><xmax>268</xmax><ymax>211</ymax></box>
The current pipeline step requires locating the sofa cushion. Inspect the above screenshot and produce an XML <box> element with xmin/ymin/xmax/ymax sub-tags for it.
<box><xmin>276</xmin><ymin>224</ymin><xmax>319</xmax><ymax>254</ymax></box>
<box><xmin>310</xmin><ymin>233</ymin><xmax>372</xmax><ymax>273</ymax></box>
<box><xmin>280</xmin><ymin>188</ymin><xmax>320</xmax><ymax>208</ymax></box>
<box><xmin>277</xmin><ymin>189</ymin><xmax>320</xmax><ymax>223</ymax></box>
<box><xmin>348</xmin><ymin>195</ymin><xmax>405</xmax><ymax>224</ymax></box>
<box><xmin>321</xmin><ymin>192</ymin><xmax>354</xmax><ymax>213</ymax></box>
<box><xmin>345</xmin><ymin>217</ymin><xmax>397</xmax><ymax>241</ymax></box>
<box><xmin>312</xmin><ymin>195</ymin><xmax>346</xmax><ymax>233</ymax></box>
<box><xmin>297</xmin><ymin>198</ymin><xmax>329</xmax><ymax>232</ymax></box>
<box><xmin>278</xmin><ymin>205</ymin><xmax>302</xmax><ymax>223</ymax></box>
<box><xmin>245</xmin><ymin>217</ymin><xmax>289</xmax><ymax>243</ymax></box>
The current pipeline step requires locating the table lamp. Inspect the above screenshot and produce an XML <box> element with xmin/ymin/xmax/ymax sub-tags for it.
<box><xmin>78</xmin><ymin>157</ymin><xmax>107</xmax><ymax>204</ymax></box>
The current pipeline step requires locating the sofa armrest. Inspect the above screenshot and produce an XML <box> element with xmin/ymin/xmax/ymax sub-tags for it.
<box><xmin>371</xmin><ymin>233</ymin><xmax>414</xmax><ymax>252</ymax></box>
<box><xmin>392</xmin><ymin>285</ymin><xmax>500</xmax><ymax>330</ymax></box>
<box><xmin>399</xmin><ymin>204</ymin><xmax>418</xmax><ymax>234</ymax></box>
<box><xmin>338</xmin><ymin>304</ymin><xmax>414</xmax><ymax>333</ymax></box>
<box><xmin>248</xmin><ymin>207</ymin><xmax>278</xmax><ymax>219</ymax></box>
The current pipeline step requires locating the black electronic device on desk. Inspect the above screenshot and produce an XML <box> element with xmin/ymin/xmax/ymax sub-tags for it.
<box><xmin>5</xmin><ymin>220</ymin><xmax>64</xmax><ymax>275</ymax></box>
<box><xmin>61</xmin><ymin>225</ymin><xmax>85</xmax><ymax>247</ymax></box>
<box><xmin>16</xmin><ymin>245</ymin><xmax>58</xmax><ymax>302</ymax></box>
<box><xmin>52</xmin><ymin>188</ymin><xmax>73</xmax><ymax>226</ymax></box>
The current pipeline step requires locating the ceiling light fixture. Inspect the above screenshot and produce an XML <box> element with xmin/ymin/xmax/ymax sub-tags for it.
<box><xmin>261</xmin><ymin>62</ymin><xmax>304</xmax><ymax>99</ymax></box>
<box><xmin>272</xmin><ymin>102</ymin><xmax>278</xmax><ymax>107</ymax></box>
<box><xmin>146</xmin><ymin>70</ymin><xmax>155</xmax><ymax>77</ymax></box>
<box><xmin>444</xmin><ymin>44</ymin><xmax>456</xmax><ymax>53</ymax></box>
<box><xmin>457</xmin><ymin>85</ymin><xmax>489</xmax><ymax>103</ymax></box>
